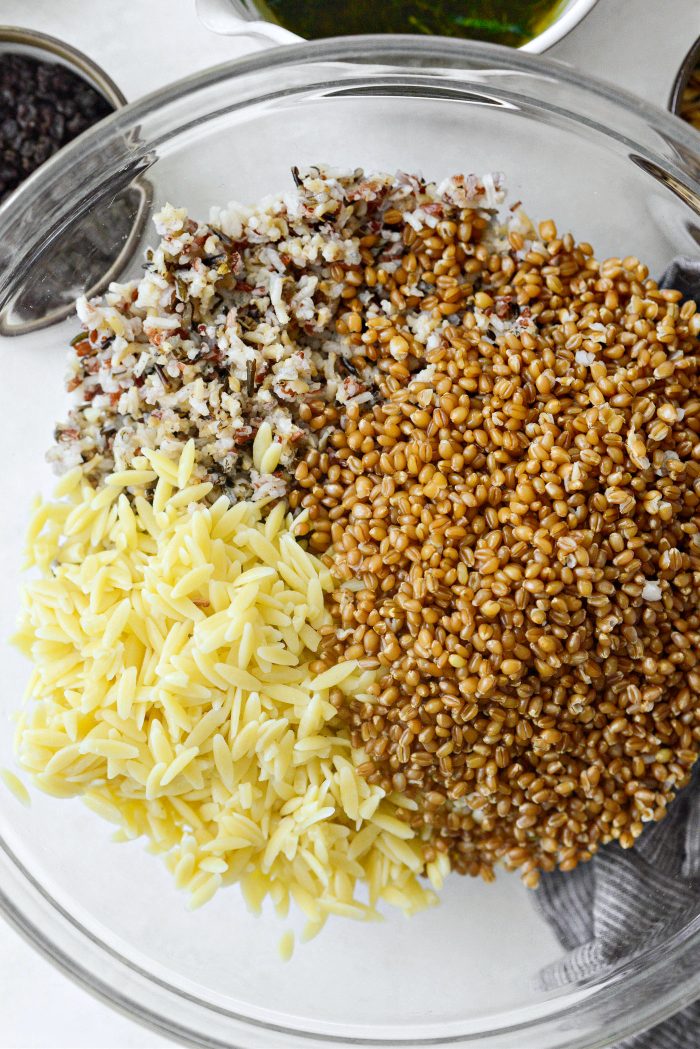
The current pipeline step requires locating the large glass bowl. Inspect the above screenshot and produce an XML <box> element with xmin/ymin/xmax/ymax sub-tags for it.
<box><xmin>1</xmin><ymin>37</ymin><xmax>700</xmax><ymax>1049</ymax></box>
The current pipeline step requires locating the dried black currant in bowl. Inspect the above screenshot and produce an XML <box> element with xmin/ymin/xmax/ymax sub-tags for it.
<box><xmin>0</xmin><ymin>51</ymin><xmax>114</xmax><ymax>203</ymax></box>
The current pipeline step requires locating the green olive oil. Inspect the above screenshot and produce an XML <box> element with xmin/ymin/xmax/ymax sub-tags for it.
<box><xmin>255</xmin><ymin>0</ymin><xmax>565</xmax><ymax>47</ymax></box>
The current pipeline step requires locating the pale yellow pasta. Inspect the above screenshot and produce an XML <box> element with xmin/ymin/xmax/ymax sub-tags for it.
<box><xmin>278</xmin><ymin>929</ymin><xmax>295</xmax><ymax>962</ymax></box>
<box><xmin>12</xmin><ymin>445</ymin><xmax>441</xmax><ymax>933</ymax></box>
<box><xmin>252</xmin><ymin>421</ymin><xmax>273</xmax><ymax>471</ymax></box>
<box><xmin>1</xmin><ymin>768</ymin><xmax>31</xmax><ymax>807</ymax></box>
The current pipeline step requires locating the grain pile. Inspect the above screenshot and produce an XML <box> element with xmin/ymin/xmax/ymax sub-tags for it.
<box><xmin>297</xmin><ymin>216</ymin><xmax>700</xmax><ymax>884</ymax></box>
<box><xmin>12</xmin><ymin>445</ymin><xmax>444</xmax><ymax>946</ymax></box>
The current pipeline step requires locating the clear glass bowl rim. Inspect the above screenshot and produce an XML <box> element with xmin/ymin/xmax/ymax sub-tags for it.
<box><xmin>1</xmin><ymin>34</ymin><xmax>700</xmax><ymax>1049</ymax></box>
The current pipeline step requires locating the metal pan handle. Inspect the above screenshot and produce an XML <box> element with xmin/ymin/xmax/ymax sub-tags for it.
<box><xmin>547</xmin><ymin>0</ymin><xmax>700</xmax><ymax>114</ymax></box>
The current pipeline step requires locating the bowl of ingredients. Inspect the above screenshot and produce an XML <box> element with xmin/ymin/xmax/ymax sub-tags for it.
<box><xmin>676</xmin><ymin>36</ymin><xmax>700</xmax><ymax>132</ymax></box>
<box><xmin>680</xmin><ymin>62</ymin><xmax>700</xmax><ymax>130</ymax></box>
<box><xmin>197</xmin><ymin>0</ymin><xmax>599</xmax><ymax>49</ymax></box>
<box><xmin>1</xmin><ymin>36</ymin><xmax>700</xmax><ymax>1049</ymax></box>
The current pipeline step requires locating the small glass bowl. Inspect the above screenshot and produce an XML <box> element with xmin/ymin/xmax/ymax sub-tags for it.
<box><xmin>0</xmin><ymin>25</ymin><xmax>125</xmax><ymax>107</ymax></box>
<box><xmin>1</xmin><ymin>36</ymin><xmax>700</xmax><ymax>1049</ymax></box>
<box><xmin>0</xmin><ymin>26</ymin><xmax>150</xmax><ymax>337</ymax></box>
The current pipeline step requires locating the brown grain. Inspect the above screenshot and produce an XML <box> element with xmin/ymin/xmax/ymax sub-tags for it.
<box><xmin>294</xmin><ymin>199</ymin><xmax>700</xmax><ymax>886</ymax></box>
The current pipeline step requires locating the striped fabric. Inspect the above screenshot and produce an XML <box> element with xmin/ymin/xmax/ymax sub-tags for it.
<box><xmin>535</xmin><ymin>258</ymin><xmax>700</xmax><ymax>1049</ymax></box>
<box><xmin>536</xmin><ymin>769</ymin><xmax>700</xmax><ymax>1046</ymax></box>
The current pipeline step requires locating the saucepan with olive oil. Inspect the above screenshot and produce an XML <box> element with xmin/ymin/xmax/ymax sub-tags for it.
<box><xmin>207</xmin><ymin>0</ymin><xmax>599</xmax><ymax>51</ymax></box>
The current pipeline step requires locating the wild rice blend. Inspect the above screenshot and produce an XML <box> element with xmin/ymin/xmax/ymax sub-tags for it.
<box><xmin>51</xmin><ymin>169</ymin><xmax>504</xmax><ymax>500</ymax></box>
<box><xmin>51</xmin><ymin>167</ymin><xmax>700</xmax><ymax>886</ymax></box>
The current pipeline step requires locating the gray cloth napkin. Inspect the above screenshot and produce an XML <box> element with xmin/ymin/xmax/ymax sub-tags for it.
<box><xmin>534</xmin><ymin>257</ymin><xmax>700</xmax><ymax>1049</ymax></box>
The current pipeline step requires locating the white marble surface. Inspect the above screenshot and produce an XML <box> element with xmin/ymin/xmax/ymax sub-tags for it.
<box><xmin>0</xmin><ymin>1</ymin><xmax>697</xmax><ymax>1047</ymax></box>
